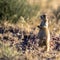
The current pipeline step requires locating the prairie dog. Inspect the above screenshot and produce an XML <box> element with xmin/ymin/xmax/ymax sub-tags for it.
<box><xmin>38</xmin><ymin>14</ymin><xmax>50</xmax><ymax>51</ymax></box>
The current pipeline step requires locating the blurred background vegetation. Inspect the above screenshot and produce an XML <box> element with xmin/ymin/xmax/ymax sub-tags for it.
<box><xmin>0</xmin><ymin>0</ymin><xmax>40</xmax><ymax>23</ymax></box>
<box><xmin>0</xmin><ymin>0</ymin><xmax>60</xmax><ymax>23</ymax></box>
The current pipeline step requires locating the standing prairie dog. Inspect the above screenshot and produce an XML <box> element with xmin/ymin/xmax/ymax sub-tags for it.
<box><xmin>38</xmin><ymin>14</ymin><xmax>50</xmax><ymax>51</ymax></box>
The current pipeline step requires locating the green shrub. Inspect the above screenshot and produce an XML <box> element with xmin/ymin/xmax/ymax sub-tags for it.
<box><xmin>0</xmin><ymin>0</ymin><xmax>40</xmax><ymax>23</ymax></box>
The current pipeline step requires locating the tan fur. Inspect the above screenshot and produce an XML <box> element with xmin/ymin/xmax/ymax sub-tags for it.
<box><xmin>45</xmin><ymin>25</ymin><xmax>50</xmax><ymax>51</ymax></box>
<box><xmin>44</xmin><ymin>18</ymin><xmax>50</xmax><ymax>51</ymax></box>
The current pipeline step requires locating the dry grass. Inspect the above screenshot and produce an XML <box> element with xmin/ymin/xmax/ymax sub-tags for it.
<box><xmin>0</xmin><ymin>19</ymin><xmax>60</xmax><ymax>60</ymax></box>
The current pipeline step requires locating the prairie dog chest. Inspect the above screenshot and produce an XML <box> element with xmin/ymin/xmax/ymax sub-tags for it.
<box><xmin>38</xmin><ymin>20</ymin><xmax>49</xmax><ymax>39</ymax></box>
<box><xmin>40</xmin><ymin>20</ymin><xmax>48</xmax><ymax>30</ymax></box>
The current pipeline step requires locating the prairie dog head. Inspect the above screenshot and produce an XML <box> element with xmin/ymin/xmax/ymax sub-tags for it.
<box><xmin>40</xmin><ymin>14</ymin><xmax>48</xmax><ymax>22</ymax></box>
<box><xmin>40</xmin><ymin>14</ymin><xmax>49</xmax><ymax>27</ymax></box>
